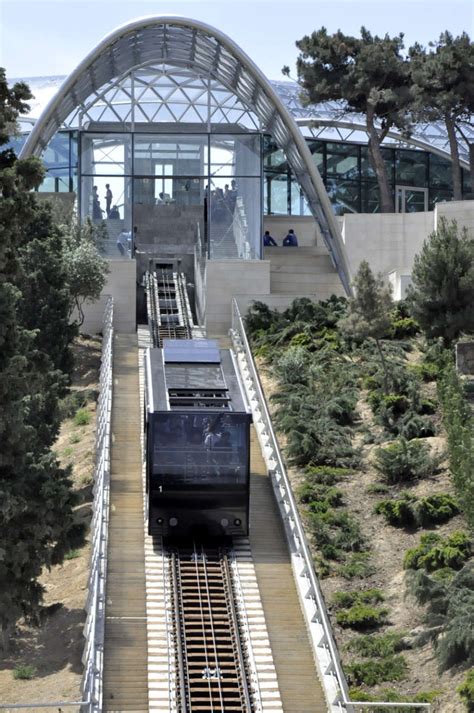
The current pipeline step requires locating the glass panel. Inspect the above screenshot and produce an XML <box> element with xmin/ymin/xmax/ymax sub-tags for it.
<box><xmin>402</xmin><ymin>188</ymin><xmax>427</xmax><ymax>212</ymax></box>
<box><xmin>210</xmin><ymin>134</ymin><xmax>260</xmax><ymax>177</ymax></box>
<box><xmin>134</xmin><ymin>134</ymin><xmax>208</xmax><ymax>176</ymax></box>
<box><xmin>395</xmin><ymin>149</ymin><xmax>427</xmax><ymax>186</ymax></box>
<box><xmin>81</xmin><ymin>175</ymin><xmax>132</xmax><ymax>258</ymax></box>
<box><xmin>42</xmin><ymin>132</ymin><xmax>71</xmax><ymax>170</ymax></box>
<box><xmin>361</xmin><ymin>146</ymin><xmax>394</xmax><ymax>182</ymax></box>
<box><xmin>152</xmin><ymin>413</ymin><xmax>249</xmax><ymax>486</ymax></box>
<box><xmin>38</xmin><ymin>168</ymin><xmax>71</xmax><ymax>193</ymax></box>
<box><xmin>209</xmin><ymin>176</ymin><xmax>261</xmax><ymax>259</ymax></box>
<box><xmin>326</xmin><ymin>178</ymin><xmax>360</xmax><ymax>215</ymax></box>
<box><xmin>133</xmin><ymin>177</ymin><xmax>205</xmax><ymax>254</ymax></box>
<box><xmin>361</xmin><ymin>180</ymin><xmax>382</xmax><ymax>213</ymax></box>
<box><xmin>429</xmin><ymin>153</ymin><xmax>453</xmax><ymax>189</ymax></box>
<box><xmin>263</xmin><ymin>135</ymin><xmax>288</xmax><ymax>171</ymax></box>
<box><xmin>81</xmin><ymin>133</ymin><xmax>132</xmax><ymax>176</ymax></box>
<box><xmin>290</xmin><ymin>178</ymin><xmax>311</xmax><ymax>216</ymax></box>
<box><xmin>326</xmin><ymin>142</ymin><xmax>359</xmax><ymax>179</ymax></box>
<box><xmin>308</xmin><ymin>140</ymin><xmax>325</xmax><ymax>174</ymax></box>
<box><xmin>265</xmin><ymin>172</ymin><xmax>288</xmax><ymax>215</ymax></box>
<box><xmin>462</xmin><ymin>167</ymin><xmax>473</xmax><ymax>197</ymax></box>
<box><xmin>429</xmin><ymin>188</ymin><xmax>452</xmax><ymax>209</ymax></box>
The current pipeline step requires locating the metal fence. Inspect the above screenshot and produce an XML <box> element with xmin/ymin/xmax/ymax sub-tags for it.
<box><xmin>80</xmin><ymin>296</ymin><xmax>114</xmax><ymax>712</ymax></box>
<box><xmin>230</xmin><ymin>298</ymin><xmax>431</xmax><ymax>713</ymax></box>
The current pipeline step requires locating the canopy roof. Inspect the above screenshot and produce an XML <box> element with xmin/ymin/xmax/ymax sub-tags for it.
<box><xmin>19</xmin><ymin>15</ymin><xmax>352</xmax><ymax>292</ymax></box>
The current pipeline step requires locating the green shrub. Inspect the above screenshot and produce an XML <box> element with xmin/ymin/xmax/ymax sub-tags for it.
<box><xmin>310</xmin><ymin>509</ymin><xmax>365</xmax><ymax>560</ymax></box>
<box><xmin>338</xmin><ymin>552</ymin><xmax>375</xmax><ymax>580</ymax></box>
<box><xmin>366</xmin><ymin>483</ymin><xmax>390</xmax><ymax>495</ymax></box>
<box><xmin>336</xmin><ymin>603</ymin><xmax>389</xmax><ymax>630</ymax></box>
<box><xmin>306</xmin><ymin>465</ymin><xmax>353</xmax><ymax>485</ymax></box>
<box><xmin>347</xmin><ymin>632</ymin><xmax>405</xmax><ymax>657</ymax></box>
<box><xmin>332</xmin><ymin>588</ymin><xmax>384</xmax><ymax>609</ymax></box>
<box><xmin>390</xmin><ymin>317</ymin><xmax>419</xmax><ymax>339</ymax></box>
<box><xmin>347</xmin><ymin>655</ymin><xmax>408</xmax><ymax>686</ymax></box>
<box><xmin>298</xmin><ymin>482</ymin><xmax>344</xmax><ymax>508</ymax></box>
<box><xmin>404</xmin><ymin>531</ymin><xmax>471</xmax><ymax>572</ymax></box>
<box><xmin>64</xmin><ymin>549</ymin><xmax>80</xmax><ymax>560</ymax></box>
<box><xmin>375</xmin><ymin>492</ymin><xmax>459</xmax><ymax>528</ymax></box>
<box><xmin>276</xmin><ymin>346</ymin><xmax>309</xmax><ymax>384</ymax></box>
<box><xmin>13</xmin><ymin>665</ymin><xmax>37</xmax><ymax>680</ymax></box>
<box><xmin>458</xmin><ymin>668</ymin><xmax>474</xmax><ymax>711</ymax></box>
<box><xmin>349</xmin><ymin>687</ymin><xmax>441</xmax><ymax>711</ymax></box>
<box><xmin>374</xmin><ymin>438</ymin><xmax>437</xmax><ymax>484</ymax></box>
<box><xmin>409</xmin><ymin>361</ymin><xmax>440</xmax><ymax>382</ymax></box>
<box><xmin>59</xmin><ymin>388</ymin><xmax>97</xmax><ymax>419</ymax></box>
<box><xmin>375</xmin><ymin>493</ymin><xmax>417</xmax><ymax>527</ymax></box>
<box><xmin>397</xmin><ymin>412</ymin><xmax>435</xmax><ymax>440</ymax></box>
<box><xmin>73</xmin><ymin>408</ymin><xmax>92</xmax><ymax>426</ymax></box>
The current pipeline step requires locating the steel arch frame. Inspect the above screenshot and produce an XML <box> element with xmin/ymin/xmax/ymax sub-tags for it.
<box><xmin>19</xmin><ymin>15</ymin><xmax>352</xmax><ymax>294</ymax></box>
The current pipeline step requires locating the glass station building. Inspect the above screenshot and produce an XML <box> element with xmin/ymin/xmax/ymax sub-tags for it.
<box><xmin>17</xmin><ymin>16</ymin><xmax>473</xmax><ymax>293</ymax></box>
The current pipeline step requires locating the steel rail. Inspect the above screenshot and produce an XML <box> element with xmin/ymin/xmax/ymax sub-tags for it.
<box><xmin>198</xmin><ymin>543</ymin><xmax>224</xmax><ymax>712</ymax></box>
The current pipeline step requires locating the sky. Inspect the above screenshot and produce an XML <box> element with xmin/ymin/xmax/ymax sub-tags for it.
<box><xmin>1</xmin><ymin>0</ymin><xmax>473</xmax><ymax>82</ymax></box>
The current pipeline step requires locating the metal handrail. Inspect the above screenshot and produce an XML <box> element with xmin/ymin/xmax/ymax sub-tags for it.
<box><xmin>230</xmin><ymin>297</ymin><xmax>431</xmax><ymax>713</ymax></box>
<box><xmin>80</xmin><ymin>297</ymin><xmax>114</xmax><ymax>713</ymax></box>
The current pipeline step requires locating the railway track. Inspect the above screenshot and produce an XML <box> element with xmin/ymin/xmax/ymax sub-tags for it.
<box><xmin>170</xmin><ymin>542</ymin><xmax>254</xmax><ymax>713</ymax></box>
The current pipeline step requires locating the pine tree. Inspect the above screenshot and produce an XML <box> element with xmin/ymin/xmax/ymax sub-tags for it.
<box><xmin>288</xmin><ymin>27</ymin><xmax>412</xmax><ymax>212</ymax></box>
<box><xmin>407</xmin><ymin>218</ymin><xmax>474</xmax><ymax>346</ymax></box>
<box><xmin>339</xmin><ymin>261</ymin><xmax>393</xmax><ymax>392</ymax></box>
<box><xmin>410</xmin><ymin>32</ymin><xmax>474</xmax><ymax>201</ymax></box>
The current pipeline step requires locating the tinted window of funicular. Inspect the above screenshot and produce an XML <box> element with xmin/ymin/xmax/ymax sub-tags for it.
<box><xmin>152</xmin><ymin>413</ymin><xmax>249</xmax><ymax>486</ymax></box>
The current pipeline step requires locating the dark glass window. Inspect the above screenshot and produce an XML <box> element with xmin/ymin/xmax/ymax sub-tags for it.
<box><xmin>429</xmin><ymin>153</ymin><xmax>453</xmax><ymax>189</ymax></box>
<box><xmin>395</xmin><ymin>149</ymin><xmax>428</xmax><ymax>187</ymax></box>
<box><xmin>326</xmin><ymin>178</ymin><xmax>360</xmax><ymax>215</ymax></box>
<box><xmin>307</xmin><ymin>140</ymin><xmax>325</xmax><ymax>175</ymax></box>
<box><xmin>326</xmin><ymin>142</ymin><xmax>359</xmax><ymax>179</ymax></box>
<box><xmin>152</xmin><ymin>413</ymin><xmax>249</xmax><ymax>486</ymax></box>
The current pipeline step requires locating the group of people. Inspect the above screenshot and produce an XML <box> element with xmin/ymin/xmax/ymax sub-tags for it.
<box><xmin>92</xmin><ymin>184</ymin><xmax>120</xmax><ymax>220</ymax></box>
<box><xmin>263</xmin><ymin>229</ymin><xmax>298</xmax><ymax>247</ymax></box>
<box><xmin>206</xmin><ymin>180</ymin><xmax>238</xmax><ymax>221</ymax></box>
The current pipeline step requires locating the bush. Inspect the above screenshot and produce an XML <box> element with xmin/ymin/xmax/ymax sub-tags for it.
<box><xmin>347</xmin><ymin>632</ymin><xmax>405</xmax><ymax>657</ymax></box>
<box><xmin>276</xmin><ymin>346</ymin><xmax>309</xmax><ymax>384</ymax></box>
<box><xmin>13</xmin><ymin>665</ymin><xmax>37</xmax><ymax>680</ymax></box>
<box><xmin>332</xmin><ymin>588</ymin><xmax>385</xmax><ymax>610</ymax></box>
<box><xmin>374</xmin><ymin>438</ymin><xmax>437</xmax><ymax>484</ymax></box>
<box><xmin>336</xmin><ymin>604</ymin><xmax>389</xmax><ymax>630</ymax></box>
<box><xmin>350</xmin><ymin>687</ymin><xmax>441</xmax><ymax>710</ymax></box>
<box><xmin>458</xmin><ymin>668</ymin><xmax>474</xmax><ymax>711</ymax></box>
<box><xmin>73</xmin><ymin>408</ymin><xmax>92</xmax><ymax>426</ymax></box>
<box><xmin>338</xmin><ymin>552</ymin><xmax>375</xmax><ymax>580</ymax></box>
<box><xmin>409</xmin><ymin>361</ymin><xmax>440</xmax><ymax>382</ymax></box>
<box><xmin>397</xmin><ymin>412</ymin><xmax>435</xmax><ymax>440</ymax></box>
<box><xmin>390</xmin><ymin>317</ymin><xmax>419</xmax><ymax>339</ymax></box>
<box><xmin>404</xmin><ymin>531</ymin><xmax>471</xmax><ymax>572</ymax></box>
<box><xmin>347</xmin><ymin>655</ymin><xmax>408</xmax><ymax>686</ymax></box>
<box><xmin>306</xmin><ymin>465</ymin><xmax>353</xmax><ymax>485</ymax></box>
<box><xmin>375</xmin><ymin>492</ymin><xmax>459</xmax><ymax>528</ymax></box>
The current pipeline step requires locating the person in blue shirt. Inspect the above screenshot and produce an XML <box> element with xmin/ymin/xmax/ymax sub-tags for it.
<box><xmin>263</xmin><ymin>230</ymin><xmax>278</xmax><ymax>246</ymax></box>
<box><xmin>283</xmin><ymin>229</ymin><xmax>298</xmax><ymax>246</ymax></box>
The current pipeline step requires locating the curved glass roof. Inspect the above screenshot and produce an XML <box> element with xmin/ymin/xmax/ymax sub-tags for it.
<box><xmin>18</xmin><ymin>15</ymin><xmax>352</xmax><ymax>293</ymax></box>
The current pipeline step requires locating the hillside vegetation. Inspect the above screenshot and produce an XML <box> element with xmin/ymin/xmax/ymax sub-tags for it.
<box><xmin>247</xmin><ymin>295</ymin><xmax>474</xmax><ymax>711</ymax></box>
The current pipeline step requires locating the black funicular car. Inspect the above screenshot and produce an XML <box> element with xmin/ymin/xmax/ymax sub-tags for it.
<box><xmin>144</xmin><ymin>339</ymin><xmax>252</xmax><ymax>538</ymax></box>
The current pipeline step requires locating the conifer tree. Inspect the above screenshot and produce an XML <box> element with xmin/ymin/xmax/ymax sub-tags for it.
<box><xmin>410</xmin><ymin>32</ymin><xmax>474</xmax><ymax>201</ymax></box>
<box><xmin>339</xmin><ymin>261</ymin><xmax>393</xmax><ymax>392</ymax></box>
<box><xmin>288</xmin><ymin>27</ymin><xmax>412</xmax><ymax>212</ymax></box>
<box><xmin>407</xmin><ymin>219</ymin><xmax>474</xmax><ymax>346</ymax></box>
<box><xmin>0</xmin><ymin>69</ymin><xmax>77</xmax><ymax>650</ymax></box>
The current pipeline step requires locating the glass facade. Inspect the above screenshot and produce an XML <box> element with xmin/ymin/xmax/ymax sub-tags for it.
<box><xmin>264</xmin><ymin>135</ymin><xmax>472</xmax><ymax>215</ymax></box>
<box><xmin>78</xmin><ymin>131</ymin><xmax>262</xmax><ymax>260</ymax></box>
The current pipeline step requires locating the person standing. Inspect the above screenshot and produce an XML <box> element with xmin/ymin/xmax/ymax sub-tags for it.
<box><xmin>92</xmin><ymin>185</ymin><xmax>103</xmax><ymax>220</ymax></box>
<box><xmin>283</xmin><ymin>228</ymin><xmax>298</xmax><ymax>246</ymax></box>
<box><xmin>105</xmin><ymin>183</ymin><xmax>113</xmax><ymax>217</ymax></box>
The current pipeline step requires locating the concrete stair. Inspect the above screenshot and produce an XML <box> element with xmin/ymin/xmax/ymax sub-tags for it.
<box><xmin>265</xmin><ymin>246</ymin><xmax>345</xmax><ymax>297</ymax></box>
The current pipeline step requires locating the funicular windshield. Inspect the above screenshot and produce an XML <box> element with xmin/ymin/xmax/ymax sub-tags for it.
<box><xmin>152</xmin><ymin>412</ymin><xmax>249</xmax><ymax>486</ymax></box>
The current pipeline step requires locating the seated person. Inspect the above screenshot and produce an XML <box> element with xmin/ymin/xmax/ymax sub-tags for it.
<box><xmin>263</xmin><ymin>230</ymin><xmax>278</xmax><ymax>247</ymax></box>
<box><xmin>283</xmin><ymin>229</ymin><xmax>298</xmax><ymax>246</ymax></box>
<box><xmin>108</xmin><ymin>204</ymin><xmax>120</xmax><ymax>219</ymax></box>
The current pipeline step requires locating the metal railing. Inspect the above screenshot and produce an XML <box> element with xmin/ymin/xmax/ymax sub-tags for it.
<box><xmin>230</xmin><ymin>298</ymin><xmax>431</xmax><ymax>713</ymax></box>
<box><xmin>81</xmin><ymin>296</ymin><xmax>114</xmax><ymax>712</ymax></box>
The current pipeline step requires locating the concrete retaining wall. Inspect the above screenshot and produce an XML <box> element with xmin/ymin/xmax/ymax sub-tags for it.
<box><xmin>205</xmin><ymin>259</ymin><xmax>270</xmax><ymax>336</ymax></box>
<box><xmin>80</xmin><ymin>259</ymin><xmax>136</xmax><ymax>334</ymax></box>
